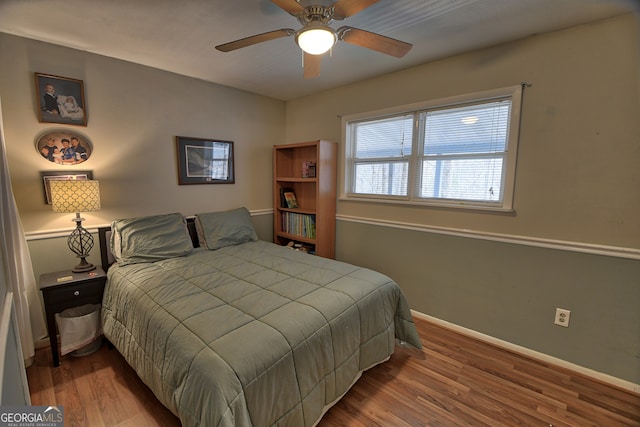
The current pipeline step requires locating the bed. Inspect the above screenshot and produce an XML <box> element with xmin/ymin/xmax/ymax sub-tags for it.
<box><xmin>99</xmin><ymin>208</ymin><xmax>422</xmax><ymax>427</ymax></box>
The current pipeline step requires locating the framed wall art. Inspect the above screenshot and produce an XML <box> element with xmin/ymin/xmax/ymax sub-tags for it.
<box><xmin>176</xmin><ymin>136</ymin><xmax>235</xmax><ymax>185</ymax></box>
<box><xmin>36</xmin><ymin>129</ymin><xmax>93</xmax><ymax>165</ymax></box>
<box><xmin>40</xmin><ymin>170</ymin><xmax>93</xmax><ymax>204</ymax></box>
<box><xmin>34</xmin><ymin>73</ymin><xmax>87</xmax><ymax>126</ymax></box>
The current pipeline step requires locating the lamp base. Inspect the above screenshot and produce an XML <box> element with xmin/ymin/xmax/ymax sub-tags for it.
<box><xmin>67</xmin><ymin>217</ymin><xmax>96</xmax><ymax>273</ymax></box>
<box><xmin>72</xmin><ymin>258</ymin><xmax>96</xmax><ymax>273</ymax></box>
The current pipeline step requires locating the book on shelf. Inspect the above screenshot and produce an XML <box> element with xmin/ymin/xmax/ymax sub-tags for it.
<box><xmin>279</xmin><ymin>188</ymin><xmax>288</xmax><ymax>208</ymax></box>
<box><xmin>281</xmin><ymin>212</ymin><xmax>316</xmax><ymax>239</ymax></box>
<box><xmin>281</xmin><ymin>188</ymin><xmax>298</xmax><ymax>208</ymax></box>
<box><xmin>280</xmin><ymin>188</ymin><xmax>297</xmax><ymax>208</ymax></box>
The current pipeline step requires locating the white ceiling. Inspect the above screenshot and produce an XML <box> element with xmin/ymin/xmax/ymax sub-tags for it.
<box><xmin>0</xmin><ymin>0</ymin><xmax>637</xmax><ymax>100</ymax></box>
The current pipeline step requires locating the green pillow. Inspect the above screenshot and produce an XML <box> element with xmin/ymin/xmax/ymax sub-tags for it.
<box><xmin>195</xmin><ymin>207</ymin><xmax>258</xmax><ymax>250</ymax></box>
<box><xmin>110</xmin><ymin>213</ymin><xmax>193</xmax><ymax>265</ymax></box>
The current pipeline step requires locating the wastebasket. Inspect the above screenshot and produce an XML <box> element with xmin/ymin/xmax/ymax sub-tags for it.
<box><xmin>55</xmin><ymin>303</ymin><xmax>103</xmax><ymax>357</ymax></box>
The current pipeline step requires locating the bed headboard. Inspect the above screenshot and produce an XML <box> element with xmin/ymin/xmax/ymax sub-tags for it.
<box><xmin>98</xmin><ymin>217</ymin><xmax>199</xmax><ymax>272</ymax></box>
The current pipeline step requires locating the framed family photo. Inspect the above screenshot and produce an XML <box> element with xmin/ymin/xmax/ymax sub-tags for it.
<box><xmin>176</xmin><ymin>136</ymin><xmax>235</xmax><ymax>185</ymax></box>
<box><xmin>40</xmin><ymin>170</ymin><xmax>93</xmax><ymax>204</ymax></box>
<box><xmin>34</xmin><ymin>72</ymin><xmax>87</xmax><ymax>126</ymax></box>
<box><xmin>36</xmin><ymin>129</ymin><xmax>93</xmax><ymax>165</ymax></box>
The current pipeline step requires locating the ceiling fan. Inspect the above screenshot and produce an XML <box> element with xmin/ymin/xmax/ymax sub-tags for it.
<box><xmin>214</xmin><ymin>0</ymin><xmax>412</xmax><ymax>79</ymax></box>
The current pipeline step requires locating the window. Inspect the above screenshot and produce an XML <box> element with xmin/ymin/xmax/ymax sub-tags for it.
<box><xmin>343</xmin><ymin>86</ymin><xmax>522</xmax><ymax>210</ymax></box>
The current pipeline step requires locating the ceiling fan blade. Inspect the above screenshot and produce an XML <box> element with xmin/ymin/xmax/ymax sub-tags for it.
<box><xmin>332</xmin><ymin>0</ymin><xmax>379</xmax><ymax>20</ymax></box>
<box><xmin>271</xmin><ymin>0</ymin><xmax>305</xmax><ymax>15</ymax></box>
<box><xmin>215</xmin><ymin>29</ymin><xmax>295</xmax><ymax>52</ymax></box>
<box><xmin>337</xmin><ymin>27</ymin><xmax>412</xmax><ymax>58</ymax></box>
<box><xmin>303</xmin><ymin>53</ymin><xmax>321</xmax><ymax>79</ymax></box>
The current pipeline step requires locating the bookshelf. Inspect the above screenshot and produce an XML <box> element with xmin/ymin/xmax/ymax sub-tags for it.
<box><xmin>273</xmin><ymin>140</ymin><xmax>337</xmax><ymax>258</ymax></box>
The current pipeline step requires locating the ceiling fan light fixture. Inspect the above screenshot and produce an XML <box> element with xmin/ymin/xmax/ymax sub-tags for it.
<box><xmin>296</xmin><ymin>26</ymin><xmax>336</xmax><ymax>55</ymax></box>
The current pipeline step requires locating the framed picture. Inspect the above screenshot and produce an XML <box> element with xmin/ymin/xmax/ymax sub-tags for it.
<box><xmin>175</xmin><ymin>136</ymin><xmax>235</xmax><ymax>185</ymax></box>
<box><xmin>41</xmin><ymin>170</ymin><xmax>93</xmax><ymax>204</ymax></box>
<box><xmin>35</xmin><ymin>129</ymin><xmax>93</xmax><ymax>164</ymax></box>
<box><xmin>34</xmin><ymin>73</ymin><xmax>87</xmax><ymax>126</ymax></box>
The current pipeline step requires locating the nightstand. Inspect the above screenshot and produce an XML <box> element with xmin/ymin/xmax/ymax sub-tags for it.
<box><xmin>39</xmin><ymin>267</ymin><xmax>107</xmax><ymax>367</ymax></box>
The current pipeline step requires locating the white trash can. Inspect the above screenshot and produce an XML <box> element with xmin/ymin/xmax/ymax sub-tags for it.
<box><xmin>55</xmin><ymin>303</ymin><xmax>103</xmax><ymax>357</ymax></box>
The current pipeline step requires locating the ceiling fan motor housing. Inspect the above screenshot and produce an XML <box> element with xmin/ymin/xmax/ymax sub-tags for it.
<box><xmin>296</xmin><ymin>5</ymin><xmax>334</xmax><ymax>26</ymax></box>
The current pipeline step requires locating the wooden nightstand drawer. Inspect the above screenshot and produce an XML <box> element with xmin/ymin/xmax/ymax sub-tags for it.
<box><xmin>44</xmin><ymin>281</ymin><xmax>104</xmax><ymax>306</ymax></box>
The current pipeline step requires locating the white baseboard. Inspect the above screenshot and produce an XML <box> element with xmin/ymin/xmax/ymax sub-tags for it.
<box><xmin>411</xmin><ymin>310</ymin><xmax>640</xmax><ymax>395</ymax></box>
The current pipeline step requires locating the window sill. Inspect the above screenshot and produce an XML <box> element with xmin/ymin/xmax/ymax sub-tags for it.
<box><xmin>338</xmin><ymin>195</ymin><xmax>515</xmax><ymax>213</ymax></box>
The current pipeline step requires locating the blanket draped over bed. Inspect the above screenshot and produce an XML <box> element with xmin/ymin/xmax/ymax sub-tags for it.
<box><xmin>102</xmin><ymin>240</ymin><xmax>421</xmax><ymax>427</ymax></box>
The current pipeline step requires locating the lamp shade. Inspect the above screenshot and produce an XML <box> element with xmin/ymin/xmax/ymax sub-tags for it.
<box><xmin>50</xmin><ymin>180</ymin><xmax>101</xmax><ymax>213</ymax></box>
<box><xmin>296</xmin><ymin>25</ymin><xmax>336</xmax><ymax>55</ymax></box>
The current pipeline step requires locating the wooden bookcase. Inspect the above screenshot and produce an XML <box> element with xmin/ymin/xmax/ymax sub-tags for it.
<box><xmin>273</xmin><ymin>140</ymin><xmax>337</xmax><ymax>258</ymax></box>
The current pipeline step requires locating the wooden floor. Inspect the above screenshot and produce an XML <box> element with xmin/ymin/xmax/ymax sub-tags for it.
<box><xmin>27</xmin><ymin>317</ymin><xmax>640</xmax><ymax>426</ymax></box>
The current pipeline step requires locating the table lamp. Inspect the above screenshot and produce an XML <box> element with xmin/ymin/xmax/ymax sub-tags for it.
<box><xmin>50</xmin><ymin>180</ymin><xmax>101</xmax><ymax>272</ymax></box>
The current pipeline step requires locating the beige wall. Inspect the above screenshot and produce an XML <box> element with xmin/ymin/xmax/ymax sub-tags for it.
<box><xmin>0</xmin><ymin>33</ymin><xmax>284</xmax><ymax>234</ymax></box>
<box><xmin>0</xmin><ymin>32</ymin><xmax>282</xmax><ymax>280</ymax></box>
<box><xmin>286</xmin><ymin>14</ymin><xmax>640</xmax><ymax>385</ymax></box>
<box><xmin>286</xmin><ymin>13</ymin><xmax>640</xmax><ymax>249</ymax></box>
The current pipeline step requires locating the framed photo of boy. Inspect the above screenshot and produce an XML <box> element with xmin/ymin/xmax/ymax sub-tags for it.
<box><xmin>34</xmin><ymin>73</ymin><xmax>87</xmax><ymax>126</ymax></box>
<box><xmin>175</xmin><ymin>136</ymin><xmax>235</xmax><ymax>185</ymax></box>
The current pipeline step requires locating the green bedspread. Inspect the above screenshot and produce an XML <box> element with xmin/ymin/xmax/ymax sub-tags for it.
<box><xmin>101</xmin><ymin>240</ymin><xmax>421</xmax><ymax>426</ymax></box>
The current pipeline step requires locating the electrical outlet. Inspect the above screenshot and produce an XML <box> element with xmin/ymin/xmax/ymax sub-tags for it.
<box><xmin>554</xmin><ymin>308</ymin><xmax>571</xmax><ymax>327</ymax></box>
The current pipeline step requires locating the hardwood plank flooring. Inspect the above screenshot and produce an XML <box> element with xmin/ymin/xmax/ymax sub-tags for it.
<box><xmin>27</xmin><ymin>317</ymin><xmax>640</xmax><ymax>426</ymax></box>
